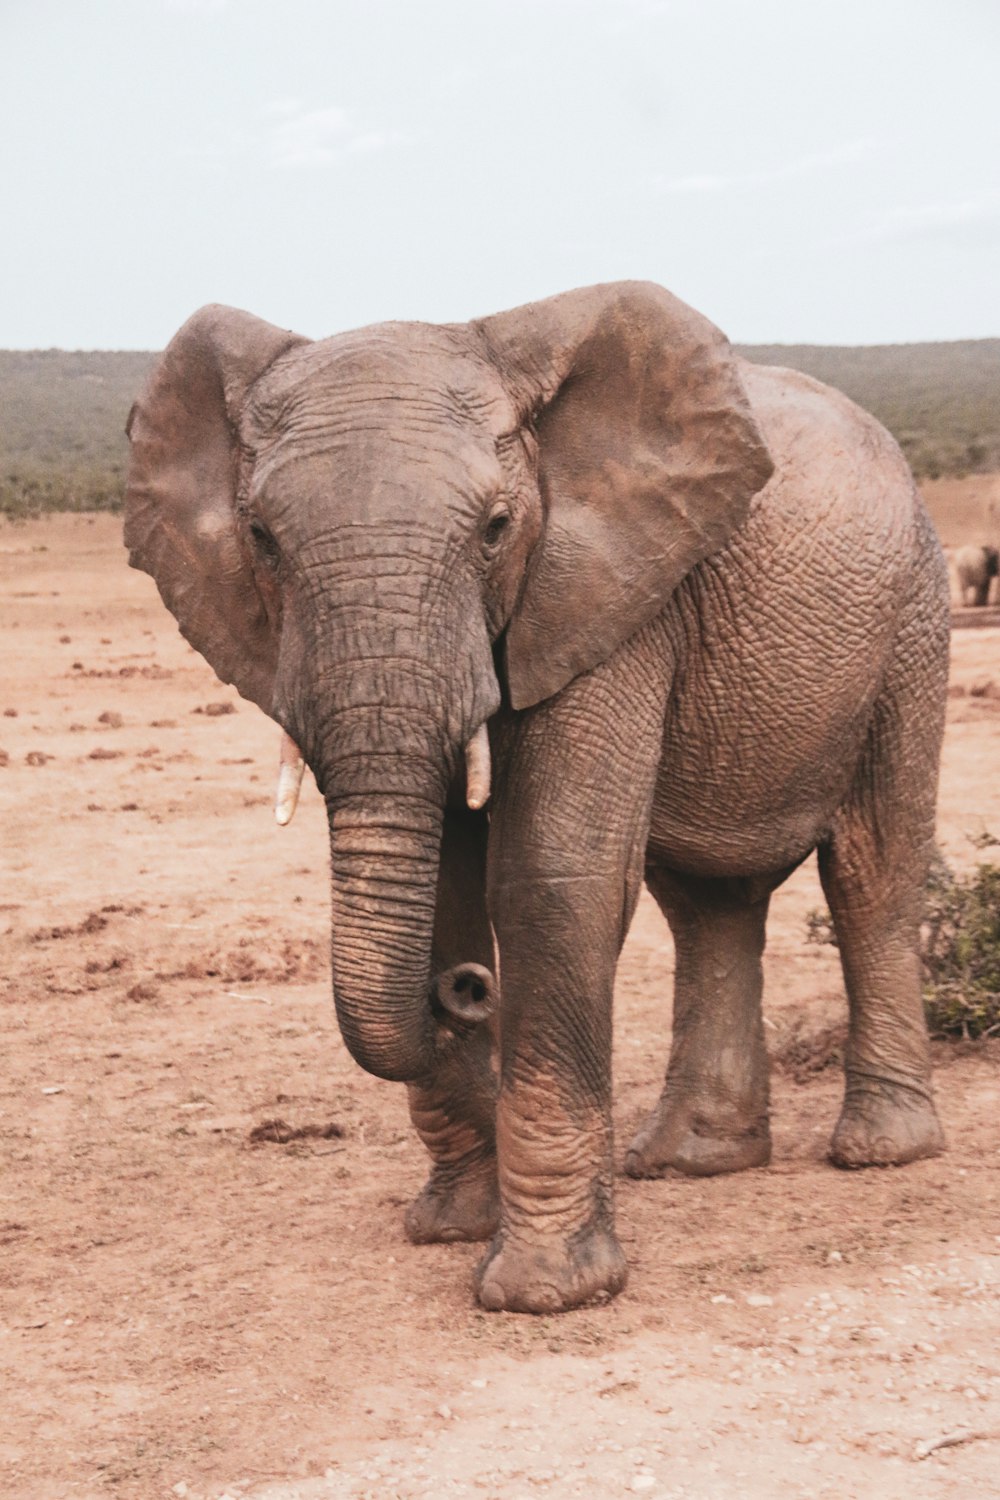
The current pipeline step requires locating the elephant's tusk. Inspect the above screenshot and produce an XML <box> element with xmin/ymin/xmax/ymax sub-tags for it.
<box><xmin>275</xmin><ymin>730</ymin><xmax>305</xmax><ymax>826</ymax></box>
<box><xmin>464</xmin><ymin>722</ymin><xmax>491</xmax><ymax>810</ymax></box>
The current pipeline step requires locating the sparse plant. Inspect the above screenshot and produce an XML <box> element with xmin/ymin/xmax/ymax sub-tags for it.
<box><xmin>804</xmin><ymin>905</ymin><xmax>838</xmax><ymax>949</ymax></box>
<box><xmin>921</xmin><ymin>855</ymin><xmax>1000</xmax><ymax>1038</ymax></box>
<box><xmin>805</xmin><ymin>843</ymin><xmax>1000</xmax><ymax>1040</ymax></box>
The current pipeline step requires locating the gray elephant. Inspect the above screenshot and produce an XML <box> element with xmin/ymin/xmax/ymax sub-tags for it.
<box><xmin>954</xmin><ymin>543</ymin><xmax>999</xmax><ymax>606</ymax></box>
<box><xmin>125</xmin><ymin>282</ymin><xmax>949</xmax><ymax>1314</ymax></box>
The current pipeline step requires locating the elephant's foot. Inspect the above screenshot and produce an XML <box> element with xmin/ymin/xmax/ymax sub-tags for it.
<box><xmin>829</xmin><ymin>1077</ymin><xmax>945</xmax><ymax>1168</ymax></box>
<box><xmin>405</xmin><ymin>1155</ymin><xmax>500</xmax><ymax>1244</ymax></box>
<box><xmin>624</xmin><ymin>1095</ymin><xmax>771</xmax><ymax>1178</ymax></box>
<box><xmin>475</xmin><ymin>1223</ymin><xmax>627</xmax><ymax>1314</ymax></box>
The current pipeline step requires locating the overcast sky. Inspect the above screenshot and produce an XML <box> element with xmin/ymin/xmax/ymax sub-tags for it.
<box><xmin>2</xmin><ymin>0</ymin><xmax>998</xmax><ymax>349</ymax></box>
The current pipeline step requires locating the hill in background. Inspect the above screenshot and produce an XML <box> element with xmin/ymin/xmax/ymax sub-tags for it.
<box><xmin>1</xmin><ymin>339</ymin><xmax>998</xmax><ymax>519</ymax></box>
<box><xmin>0</xmin><ymin>349</ymin><xmax>154</xmax><ymax>518</ymax></box>
<box><xmin>738</xmin><ymin>339</ymin><xmax>1000</xmax><ymax>483</ymax></box>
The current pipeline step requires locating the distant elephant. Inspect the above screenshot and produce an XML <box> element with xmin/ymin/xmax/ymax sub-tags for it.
<box><xmin>954</xmin><ymin>543</ymin><xmax>999</xmax><ymax>606</ymax></box>
<box><xmin>125</xmin><ymin>282</ymin><xmax>949</xmax><ymax>1314</ymax></box>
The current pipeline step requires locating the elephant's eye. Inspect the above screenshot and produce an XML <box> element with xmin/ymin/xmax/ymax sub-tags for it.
<box><xmin>482</xmin><ymin>507</ymin><xmax>511</xmax><ymax>553</ymax></box>
<box><xmin>249</xmin><ymin>518</ymin><xmax>280</xmax><ymax>570</ymax></box>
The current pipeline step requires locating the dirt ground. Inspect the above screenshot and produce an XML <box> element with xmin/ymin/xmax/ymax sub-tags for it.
<box><xmin>2</xmin><ymin>513</ymin><xmax>999</xmax><ymax>1500</ymax></box>
<box><xmin>921</xmin><ymin>474</ymin><xmax>1000</xmax><ymax>557</ymax></box>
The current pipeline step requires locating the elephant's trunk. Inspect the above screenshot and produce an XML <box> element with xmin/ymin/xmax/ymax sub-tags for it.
<box><xmin>326</xmin><ymin>787</ymin><xmax>445</xmax><ymax>1082</ymax></box>
<box><xmin>287</xmin><ymin>532</ymin><xmax>501</xmax><ymax>1083</ymax></box>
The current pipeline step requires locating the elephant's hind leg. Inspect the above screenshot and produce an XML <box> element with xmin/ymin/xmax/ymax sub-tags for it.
<box><xmin>820</xmin><ymin>822</ymin><xmax>945</xmax><ymax>1169</ymax></box>
<box><xmin>625</xmin><ymin>869</ymin><xmax>772</xmax><ymax>1178</ymax></box>
<box><xmin>404</xmin><ymin>806</ymin><xmax>499</xmax><ymax>1245</ymax></box>
<box><xmin>821</xmin><ymin>539</ymin><xmax>947</xmax><ymax>1169</ymax></box>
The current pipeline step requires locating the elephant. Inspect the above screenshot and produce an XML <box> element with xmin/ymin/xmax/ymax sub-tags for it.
<box><xmin>124</xmin><ymin>281</ymin><xmax>949</xmax><ymax>1315</ymax></box>
<box><xmin>954</xmin><ymin>543</ymin><xmax>999</xmax><ymax>606</ymax></box>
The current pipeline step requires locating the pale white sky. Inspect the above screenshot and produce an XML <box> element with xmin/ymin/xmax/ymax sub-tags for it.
<box><xmin>2</xmin><ymin>0</ymin><xmax>998</xmax><ymax>349</ymax></box>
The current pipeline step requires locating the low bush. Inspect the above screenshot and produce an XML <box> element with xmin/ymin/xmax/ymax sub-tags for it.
<box><xmin>921</xmin><ymin>856</ymin><xmax>1000</xmax><ymax>1038</ymax></box>
<box><xmin>0</xmin><ymin>465</ymin><xmax>125</xmax><ymax>520</ymax></box>
<box><xmin>805</xmin><ymin>848</ymin><xmax>1000</xmax><ymax>1040</ymax></box>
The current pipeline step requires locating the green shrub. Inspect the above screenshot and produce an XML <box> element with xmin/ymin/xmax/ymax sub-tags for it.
<box><xmin>921</xmin><ymin>858</ymin><xmax>1000</xmax><ymax>1039</ymax></box>
<box><xmin>805</xmin><ymin>849</ymin><xmax>1000</xmax><ymax>1040</ymax></box>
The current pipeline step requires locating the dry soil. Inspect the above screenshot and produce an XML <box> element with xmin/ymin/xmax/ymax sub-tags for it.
<box><xmin>1</xmin><ymin>514</ymin><xmax>999</xmax><ymax>1500</ymax></box>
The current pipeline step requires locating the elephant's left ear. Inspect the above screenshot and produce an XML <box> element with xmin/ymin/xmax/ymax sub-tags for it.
<box><xmin>475</xmin><ymin>281</ymin><xmax>774</xmax><ymax>710</ymax></box>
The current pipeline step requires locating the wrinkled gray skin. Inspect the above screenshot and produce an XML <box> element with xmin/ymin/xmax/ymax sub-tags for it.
<box><xmin>125</xmin><ymin>282</ymin><xmax>949</xmax><ymax>1314</ymax></box>
<box><xmin>954</xmin><ymin>543</ymin><xmax>999</xmax><ymax>606</ymax></box>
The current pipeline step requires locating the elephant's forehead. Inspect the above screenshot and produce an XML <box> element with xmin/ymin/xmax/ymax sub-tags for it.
<box><xmin>250</xmin><ymin>321</ymin><xmax>517</xmax><ymax>438</ymax></box>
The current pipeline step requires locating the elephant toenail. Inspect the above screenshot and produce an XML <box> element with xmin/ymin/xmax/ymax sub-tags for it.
<box><xmin>479</xmin><ymin>1280</ymin><xmax>507</xmax><ymax>1311</ymax></box>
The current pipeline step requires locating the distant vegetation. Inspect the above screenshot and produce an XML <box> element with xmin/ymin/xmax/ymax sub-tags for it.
<box><xmin>1</xmin><ymin>338</ymin><xmax>999</xmax><ymax>518</ymax></box>
<box><xmin>738</xmin><ymin>339</ymin><xmax>1000</xmax><ymax>481</ymax></box>
<box><xmin>0</xmin><ymin>349</ymin><xmax>154</xmax><ymax>519</ymax></box>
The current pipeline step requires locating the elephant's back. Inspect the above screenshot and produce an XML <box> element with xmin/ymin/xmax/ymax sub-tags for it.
<box><xmin>954</xmin><ymin>542</ymin><xmax>987</xmax><ymax>572</ymax></box>
<box><xmin>738</xmin><ymin>359</ymin><xmax>920</xmax><ymax>546</ymax></box>
<box><xmin>649</xmin><ymin>360</ymin><xmax>946</xmax><ymax>877</ymax></box>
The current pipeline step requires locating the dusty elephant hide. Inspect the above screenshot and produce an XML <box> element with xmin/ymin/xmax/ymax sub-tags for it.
<box><xmin>125</xmin><ymin>280</ymin><xmax>949</xmax><ymax>1314</ymax></box>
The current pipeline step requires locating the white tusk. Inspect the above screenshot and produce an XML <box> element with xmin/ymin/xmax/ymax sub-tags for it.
<box><xmin>275</xmin><ymin>730</ymin><xmax>305</xmax><ymax>826</ymax></box>
<box><xmin>464</xmin><ymin>723</ymin><xmax>491</xmax><ymax>810</ymax></box>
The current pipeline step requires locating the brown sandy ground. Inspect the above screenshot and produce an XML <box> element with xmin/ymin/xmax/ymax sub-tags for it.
<box><xmin>921</xmin><ymin>474</ymin><xmax>1000</xmax><ymax>554</ymax></box>
<box><xmin>923</xmin><ymin>474</ymin><xmax>1000</xmax><ymax>615</ymax></box>
<box><xmin>1</xmin><ymin>515</ymin><xmax>998</xmax><ymax>1500</ymax></box>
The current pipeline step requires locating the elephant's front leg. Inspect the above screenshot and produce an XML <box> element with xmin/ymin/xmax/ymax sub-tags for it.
<box><xmin>479</xmin><ymin>653</ymin><xmax>666</xmax><ymax>1313</ymax></box>
<box><xmin>405</xmin><ymin>807</ymin><xmax>500</xmax><ymax>1245</ymax></box>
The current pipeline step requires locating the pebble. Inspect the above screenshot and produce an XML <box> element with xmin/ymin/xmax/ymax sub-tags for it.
<box><xmin>630</xmin><ymin>1475</ymin><xmax>657</xmax><ymax>1492</ymax></box>
<box><xmin>746</xmin><ymin>1294</ymin><xmax>773</xmax><ymax>1308</ymax></box>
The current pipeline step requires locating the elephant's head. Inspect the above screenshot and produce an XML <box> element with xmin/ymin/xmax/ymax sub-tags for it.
<box><xmin>124</xmin><ymin>282</ymin><xmax>773</xmax><ymax>1082</ymax></box>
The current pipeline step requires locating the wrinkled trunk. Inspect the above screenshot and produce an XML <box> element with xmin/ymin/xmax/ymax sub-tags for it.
<box><xmin>315</xmin><ymin>685</ymin><xmax>495</xmax><ymax>1083</ymax></box>
<box><xmin>291</xmin><ymin>528</ymin><xmax>500</xmax><ymax>1083</ymax></box>
<box><xmin>326</xmin><ymin>784</ymin><xmax>445</xmax><ymax>1082</ymax></box>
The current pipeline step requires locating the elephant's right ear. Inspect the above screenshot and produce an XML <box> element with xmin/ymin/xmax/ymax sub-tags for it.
<box><xmin>124</xmin><ymin>305</ymin><xmax>308</xmax><ymax>715</ymax></box>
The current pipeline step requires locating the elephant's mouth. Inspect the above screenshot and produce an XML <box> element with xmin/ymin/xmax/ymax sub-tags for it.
<box><xmin>272</xmin><ymin>723</ymin><xmax>492</xmax><ymax>826</ymax></box>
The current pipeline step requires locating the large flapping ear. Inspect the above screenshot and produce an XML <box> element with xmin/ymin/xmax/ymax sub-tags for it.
<box><xmin>475</xmin><ymin>281</ymin><xmax>774</xmax><ymax>709</ymax></box>
<box><xmin>124</xmin><ymin>305</ymin><xmax>309</xmax><ymax>714</ymax></box>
